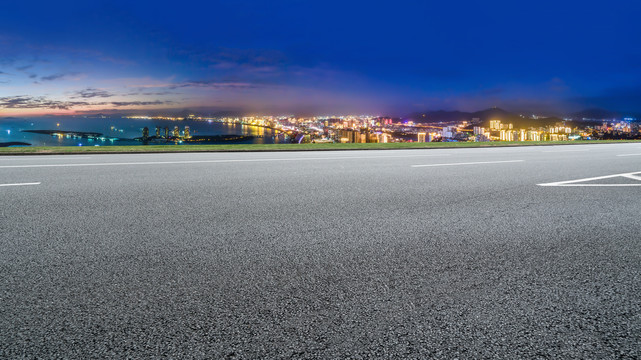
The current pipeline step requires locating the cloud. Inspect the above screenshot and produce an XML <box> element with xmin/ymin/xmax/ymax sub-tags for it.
<box><xmin>72</xmin><ymin>88</ymin><xmax>114</xmax><ymax>99</ymax></box>
<box><xmin>0</xmin><ymin>95</ymin><xmax>172</xmax><ymax>110</ymax></box>
<box><xmin>176</xmin><ymin>47</ymin><xmax>289</xmax><ymax>70</ymax></box>
<box><xmin>133</xmin><ymin>80</ymin><xmax>263</xmax><ymax>90</ymax></box>
<box><xmin>40</xmin><ymin>73</ymin><xmax>67</xmax><ymax>81</ymax></box>
<box><xmin>97</xmin><ymin>55</ymin><xmax>136</xmax><ymax>66</ymax></box>
<box><xmin>126</xmin><ymin>90</ymin><xmax>177</xmax><ymax>96</ymax></box>
<box><xmin>38</xmin><ymin>45</ymin><xmax>137</xmax><ymax>66</ymax></box>
<box><xmin>141</xmin><ymin>91</ymin><xmax>176</xmax><ymax>96</ymax></box>
<box><xmin>16</xmin><ymin>65</ymin><xmax>33</xmax><ymax>71</ymax></box>
<box><xmin>37</xmin><ymin>72</ymin><xmax>84</xmax><ymax>82</ymax></box>
<box><xmin>0</xmin><ymin>95</ymin><xmax>89</xmax><ymax>110</ymax></box>
<box><xmin>110</xmin><ymin>100</ymin><xmax>170</xmax><ymax>107</ymax></box>
<box><xmin>174</xmin><ymin>80</ymin><xmax>261</xmax><ymax>89</ymax></box>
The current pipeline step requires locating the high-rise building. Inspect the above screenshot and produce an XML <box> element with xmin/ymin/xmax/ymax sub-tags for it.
<box><xmin>184</xmin><ymin>126</ymin><xmax>190</xmax><ymax>139</ymax></box>
<box><xmin>442</xmin><ymin>126</ymin><xmax>456</xmax><ymax>139</ymax></box>
<box><xmin>164</xmin><ymin>127</ymin><xmax>169</xmax><ymax>138</ymax></box>
<box><xmin>499</xmin><ymin>129</ymin><xmax>516</xmax><ymax>141</ymax></box>
<box><xmin>173</xmin><ymin>126</ymin><xmax>180</xmax><ymax>138</ymax></box>
<box><xmin>417</xmin><ymin>132</ymin><xmax>426</xmax><ymax>143</ymax></box>
<box><xmin>142</xmin><ymin>127</ymin><xmax>149</xmax><ymax>140</ymax></box>
<box><xmin>378</xmin><ymin>133</ymin><xmax>390</xmax><ymax>143</ymax></box>
<box><xmin>490</xmin><ymin>120</ymin><xmax>501</xmax><ymax>130</ymax></box>
<box><xmin>155</xmin><ymin>127</ymin><xmax>160</xmax><ymax>137</ymax></box>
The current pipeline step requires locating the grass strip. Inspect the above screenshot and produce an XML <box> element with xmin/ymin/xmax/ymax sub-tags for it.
<box><xmin>1</xmin><ymin>140</ymin><xmax>640</xmax><ymax>155</ymax></box>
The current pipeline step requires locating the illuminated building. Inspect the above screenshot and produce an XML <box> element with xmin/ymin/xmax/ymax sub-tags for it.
<box><xmin>442</xmin><ymin>126</ymin><xmax>456</xmax><ymax>138</ymax></box>
<box><xmin>499</xmin><ymin>129</ymin><xmax>517</xmax><ymax>141</ymax></box>
<box><xmin>489</xmin><ymin>120</ymin><xmax>501</xmax><ymax>130</ymax></box>
<box><xmin>155</xmin><ymin>127</ymin><xmax>161</xmax><ymax>137</ymax></box>
<box><xmin>164</xmin><ymin>127</ymin><xmax>169</xmax><ymax>138</ymax></box>
<box><xmin>527</xmin><ymin>131</ymin><xmax>540</xmax><ymax>141</ymax></box>
<box><xmin>184</xmin><ymin>126</ymin><xmax>190</xmax><ymax>139</ymax></box>
<box><xmin>173</xmin><ymin>126</ymin><xmax>180</xmax><ymax>138</ymax></box>
<box><xmin>417</xmin><ymin>133</ymin><xmax>426</xmax><ymax>142</ymax></box>
<box><xmin>378</xmin><ymin>133</ymin><xmax>391</xmax><ymax>143</ymax></box>
<box><xmin>142</xmin><ymin>127</ymin><xmax>149</xmax><ymax>140</ymax></box>
<box><xmin>336</xmin><ymin>129</ymin><xmax>368</xmax><ymax>143</ymax></box>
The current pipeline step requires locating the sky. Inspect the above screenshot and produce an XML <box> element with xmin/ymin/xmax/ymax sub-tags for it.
<box><xmin>1</xmin><ymin>0</ymin><xmax>640</xmax><ymax>117</ymax></box>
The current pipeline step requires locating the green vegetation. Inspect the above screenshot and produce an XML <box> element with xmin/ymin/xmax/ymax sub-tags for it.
<box><xmin>1</xmin><ymin>140</ymin><xmax>640</xmax><ymax>154</ymax></box>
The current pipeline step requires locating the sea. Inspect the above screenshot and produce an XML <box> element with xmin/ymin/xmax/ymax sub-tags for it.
<box><xmin>0</xmin><ymin>117</ymin><xmax>284</xmax><ymax>147</ymax></box>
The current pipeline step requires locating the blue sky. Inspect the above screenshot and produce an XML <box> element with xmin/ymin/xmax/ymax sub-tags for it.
<box><xmin>1</xmin><ymin>0</ymin><xmax>640</xmax><ymax>116</ymax></box>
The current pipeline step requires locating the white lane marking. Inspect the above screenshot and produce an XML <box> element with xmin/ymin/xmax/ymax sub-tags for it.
<box><xmin>538</xmin><ymin>184</ymin><xmax>641</xmax><ymax>187</ymax></box>
<box><xmin>542</xmin><ymin>149</ymin><xmax>589</xmax><ymax>153</ymax></box>
<box><xmin>0</xmin><ymin>156</ymin><xmax>92</xmax><ymax>161</ymax></box>
<box><xmin>617</xmin><ymin>154</ymin><xmax>641</xmax><ymax>157</ymax></box>
<box><xmin>0</xmin><ymin>154</ymin><xmax>450</xmax><ymax>169</ymax></box>
<box><xmin>0</xmin><ymin>182</ymin><xmax>41</xmax><ymax>187</ymax></box>
<box><xmin>538</xmin><ymin>171</ymin><xmax>641</xmax><ymax>187</ymax></box>
<box><xmin>411</xmin><ymin>160</ymin><xmax>524</xmax><ymax>168</ymax></box>
<box><xmin>622</xmin><ymin>174</ymin><xmax>641</xmax><ymax>181</ymax></box>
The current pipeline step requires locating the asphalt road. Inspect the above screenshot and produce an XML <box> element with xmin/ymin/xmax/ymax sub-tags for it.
<box><xmin>2</xmin><ymin>143</ymin><xmax>641</xmax><ymax>359</ymax></box>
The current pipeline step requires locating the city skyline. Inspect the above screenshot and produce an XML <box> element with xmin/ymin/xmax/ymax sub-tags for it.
<box><xmin>1</xmin><ymin>0</ymin><xmax>641</xmax><ymax>117</ymax></box>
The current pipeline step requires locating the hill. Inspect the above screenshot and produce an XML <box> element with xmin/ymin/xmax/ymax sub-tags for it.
<box><xmin>570</xmin><ymin>108</ymin><xmax>622</xmax><ymax>120</ymax></box>
<box><xmin>407</xmin><ymin>108</ymin><xmax>563</xmax><ymax>129</ymax></box>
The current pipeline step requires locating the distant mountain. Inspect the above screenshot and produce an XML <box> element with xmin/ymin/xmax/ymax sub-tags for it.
<box><xmin>408</xmin><ymin>110</ymin><xmax>471</xmax><ymax>123</ymax></box>
<box><xmin>408</xmin><ymin>107</ymin><xmax>563</xmax><ymax>128</ymax></box>
<box><xmin>570</xmin><ymin>108</ymin><xmax>621</xmax><ymax>120</ymax></box>
<box><xmin>81</xmin><ymin>113</ymin><xmax>111</xmax><ymax>118</ymax></box>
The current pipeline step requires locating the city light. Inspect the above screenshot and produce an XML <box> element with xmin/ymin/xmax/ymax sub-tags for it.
<box><xmin>120</xmin><ymin>112</ymin><xmax>641</xmax><ymax>145</ymax></box>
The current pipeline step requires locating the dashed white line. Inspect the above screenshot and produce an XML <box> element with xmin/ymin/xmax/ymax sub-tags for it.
<box><xmin>411</xmin><ymin>160</ymin><xmax>524</xmax><ymax>168</ymax></box>
<box><xmin>616</xmin><ymin>154</ymin><xmax>641</xmax><ymax>157</ymax></box>
<box><xmin>542</xmin><ymin>149</ymin><xmax>589</xmax><ymax>153</ymax></box>
<box><xmin>0</xmin><ymin>182</ymin><xmax>41</xmax><ymax>187</ymax></box>
<box><xmin>0</xmin><ymin>154</ymin><xmax>451</xmax><ymax>169</ymax></box>
<box><xmin>0</xmin><ymin>156</ymin><xmax>92</xmax><ymax>161</ymax></box>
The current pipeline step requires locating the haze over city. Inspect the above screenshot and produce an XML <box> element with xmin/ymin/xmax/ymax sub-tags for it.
<box><xmin>2</xmin><ymin>0</ymin><xmax>641</xmax><ymax>117</ymax></box>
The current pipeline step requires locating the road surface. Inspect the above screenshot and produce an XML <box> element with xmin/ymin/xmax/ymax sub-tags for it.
<box><xmin>2</xmin><ymin>143</ymin><xmax>641</xmax><ymax>358</ymax></box>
